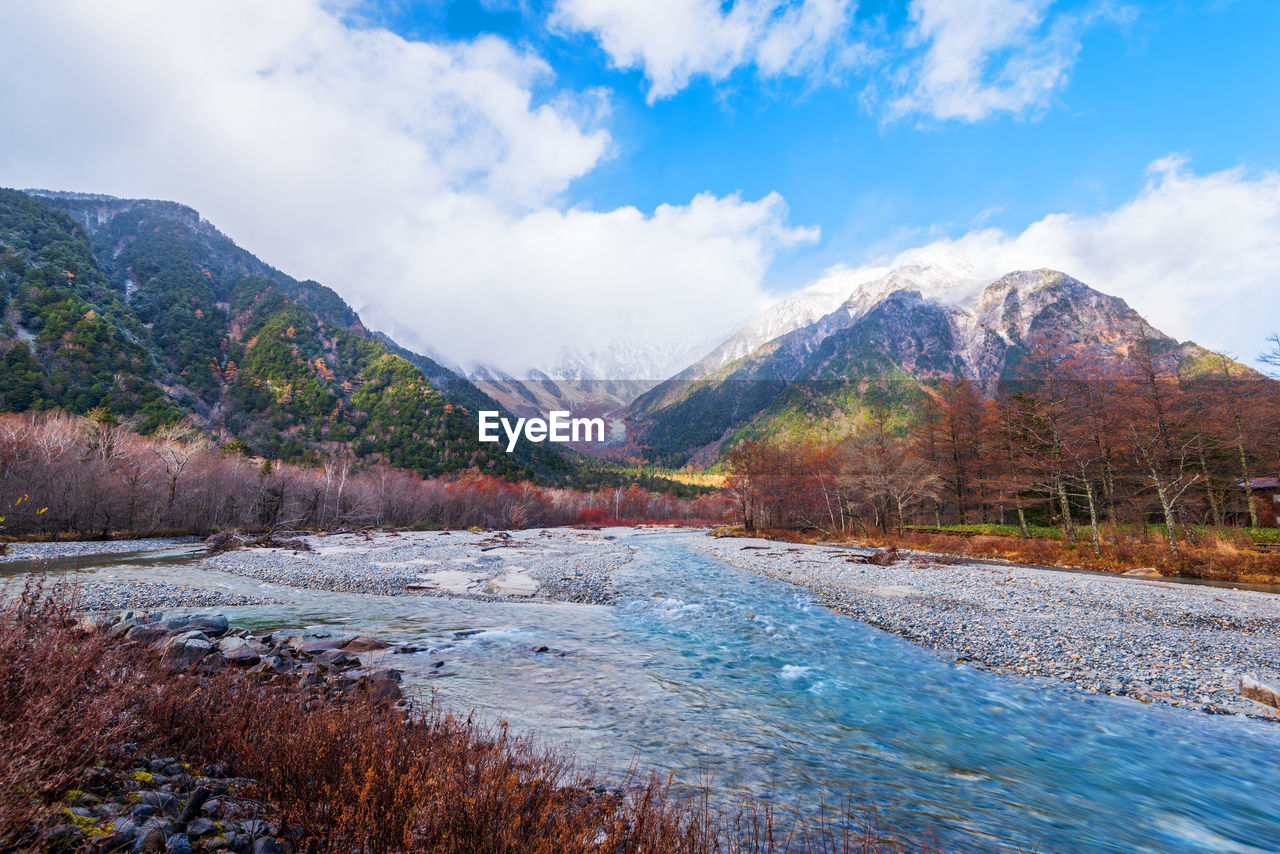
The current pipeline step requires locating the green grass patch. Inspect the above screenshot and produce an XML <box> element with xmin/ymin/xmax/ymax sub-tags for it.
<box><xmin>902</xmin><ymin>524</ymin><xmax>1064</xmax><ymax>540</ymax></box>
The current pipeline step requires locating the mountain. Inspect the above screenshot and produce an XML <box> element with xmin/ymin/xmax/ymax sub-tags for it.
<box><xmin>626</xmin><ymin>267</ymin><xmax>1227</xmax><ymax>465</ymax></box>
<box><xmin>681</xmin><ymin>264</ymin><xmax>977</xmax><ymax>379</ymax></box>
<box><xmin>466</xmin><ymin>335</ymin><xmax>725</xmax><ymax>456</ymax></box>
<box><xmin>0</xmin><ymin>188</ymin><xmax>565</xmax><ymax>480</ymax></box>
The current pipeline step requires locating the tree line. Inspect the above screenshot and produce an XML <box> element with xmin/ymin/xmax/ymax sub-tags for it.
<box><xmin>0</xmin><ymin>411</ymin><xmax>731</xmax><ymax>540</ymax></box>
<box><xmin>725</xmin><ymin>337</ymin><xmax>1280</xmax><ymax>555</ymax></box>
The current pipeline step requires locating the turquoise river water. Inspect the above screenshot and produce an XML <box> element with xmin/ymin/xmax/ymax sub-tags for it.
<box><xmin>8</xmin><ymin>531</ymin><xmax>1280</xmax><ymax>852</ymax></box>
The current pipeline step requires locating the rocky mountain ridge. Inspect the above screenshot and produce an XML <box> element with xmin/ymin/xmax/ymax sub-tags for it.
<box><xmin>627</xmin><ymin>266</ymin><xmax>1228</xmax><ymax>465</ymax></box>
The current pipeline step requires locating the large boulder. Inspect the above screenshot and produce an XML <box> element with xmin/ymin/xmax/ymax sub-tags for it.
<box><xmin>361</xmin><ymin>677</ymin><xmax>403</xmax><ymax>703</ymax></box>
<box><xmin>343</xmin><ymin>636</ymin><xmax>392</xmax><ymax>653</ymax></box>
<box><xmin>160</xmin><ymin>631</ymin><xmax>214</xmax><ymax>669</ymax></box>
<box><xmin>217</xmin><ymin>636</ymin><xmax>262</xmax><ymax>668</ymax></box>
<box><xmin>125</xmin><ymin>624</ymin><xmax>170</xmax><ymax>643</ymax></box>
<box><xmin>158</xmin><ymin>614</ymin><xmax>230</xmax><ymax>637</ymax></box>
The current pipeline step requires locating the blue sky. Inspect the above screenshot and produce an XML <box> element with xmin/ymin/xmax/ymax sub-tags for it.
<box><xmin>381</xmin><ymin>0</ymin><xmax>1280</xmax><ymax>294</ymax></box>
<box><xmin>1</xmin><ymin>1</ymin><xmax>1278</xmax><ymax>372</ymax></box>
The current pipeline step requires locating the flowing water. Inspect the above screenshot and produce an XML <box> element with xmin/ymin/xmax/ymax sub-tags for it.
<box><xmin>7</xmin><ymin>532</ymin><xmax>1280</xmax><ymax>852</ymax></box>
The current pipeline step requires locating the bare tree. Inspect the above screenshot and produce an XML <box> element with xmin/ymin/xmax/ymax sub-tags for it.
<box><xmin>1261</xmin><ymin>334</ymin><xmax>1280</xmax><ymax>375</ymax></box>
<box><xmin>151</xmin><ymin>423</ymin><xmax>212</xmax><ymax>527</ymax></box>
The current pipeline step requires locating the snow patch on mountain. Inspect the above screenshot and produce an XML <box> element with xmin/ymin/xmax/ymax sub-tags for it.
<box><xmin>684</xmin><ymin>262</ymin><xmax>982</xmax><ymax>378</ymax></box>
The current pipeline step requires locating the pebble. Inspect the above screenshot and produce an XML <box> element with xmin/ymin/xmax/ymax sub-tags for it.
<box><xmin>61</xmin><ymin>580</ymin><xmax>282</xmax><ymax>612</ymax></box>
<box><xmin>203</xmin><ymin>529</ymin><xmax>631</xmax><ymax>605</ymax></box>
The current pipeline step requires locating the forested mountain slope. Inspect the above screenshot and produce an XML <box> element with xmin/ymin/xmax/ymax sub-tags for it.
<box><xmin>0</xmin><ymin>189</ymin><xmax>564</xmax><ymax>480</ymax></box>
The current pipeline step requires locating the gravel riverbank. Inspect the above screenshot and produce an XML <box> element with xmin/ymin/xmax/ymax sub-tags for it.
<box><xmin>68</xmin><ymin>580</ymin><xmax>282</xmax><ymax>611</ymax></box>
<box><xmin>686</xmin><ymin>533</ymin><xmax>1280</xmax><ymax>719</ymax></box>
<box><xmin>205</xmin><ymin>528</ymin><xmax>635</xmax><ymax>604</ymax></box>
<box><xmin>0</xmin><ymin>538</ymin><xmax>202</xmax><ymax>562</ymax></box>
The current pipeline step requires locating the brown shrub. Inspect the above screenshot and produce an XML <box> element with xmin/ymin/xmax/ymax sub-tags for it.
<box><xmin>0</xmin><ymin>581</ymin><xmax>923</xmax><ymax>853</ymax></box>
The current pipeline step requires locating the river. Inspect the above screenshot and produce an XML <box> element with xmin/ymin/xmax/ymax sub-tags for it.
<box><xmin>7</xmin><ymin>531</ymin><xmax>1280</xmax><ymax>852</ymax></box>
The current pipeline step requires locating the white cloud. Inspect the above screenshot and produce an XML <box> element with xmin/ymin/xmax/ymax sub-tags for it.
<box><xmin>885</xmin><ymin>0</ymin><xmax>1082</xmax><ymax>121</ymax></box>
<box><xmin>0</xmin><ymin>0</ymin><xmax>814</xmax><ymax>375</ymax></box>
<box><xmin>551</xmin><ymin>0</ymin><xmax>862</xmax><ymax>102</ymax></box>
<box><xmin>557</xmin><ymin>0</ymin><xmax>1126</xmax><ymax>121</ymax></box>
<box><xmin>809</xmin><ymin>157</ymin><xmax>1280</xmax><ymax>366</ymax></box>
<box><xmin>374</xmin><ymin>190</ymin><xmax>816</xmax><ymax>370</ymax></box>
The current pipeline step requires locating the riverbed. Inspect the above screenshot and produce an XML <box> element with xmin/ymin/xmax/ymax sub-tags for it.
<box><xmin>4</xmin><ymin>528</ymin><xmax>1280</xmax><ymax>851</ymax></box>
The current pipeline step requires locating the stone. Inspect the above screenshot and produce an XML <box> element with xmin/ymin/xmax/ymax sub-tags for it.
<box><xmin>294</xmin><ymin>639</ymin><xmax>344</xmax><ymax>654</ymax></box>
<box><xmin>160</xmin><ymin>631</ymin><xmax>215</xmax><ymax>668</ymax></box>
<box><xmin>482</xmin><ymin>571</ymin><xmax>538</xmax><ymax>597</ymax></box>
<box><xmin>218</xmin><ymin>637</ymin><xmax>262</xmax><ymax>668</ymax></box>
<box><xmin>1240</xmin><ymin>675</ymin><xmax>1280</xmax><ymax>710</ymax></box>
<box><xmin>252</xmin><ymin>838</ymin><xmax>282</xmax><ymax>854</ymax></box>
<box><xmin>187</xmin><ymin>615</ymin><xmax>230</xmax><ymax>637</ymax></box>
<box><xmin>106</xmin><ymin>818</ymin><xmax>138</xmax><ymax>848</ymax></box>
<box><xmin>126</xmin><ymin>624</ymin><xmax>169</xmax><ymax>643</ymax></box>
<box><xmin>158</xmin><ymin>615</ymin><xmax>230</xmax><ymax>637</ymax></box>
<box><xmin>342</xmin><ymin>636</ymin><xmax>392</xmax><ymax>652</ymax></box>
<box><xmin>186</xmin><ymin>818</ymin><xmax>216</xmax><ymax>838</ymax></box>
<box><xmin>109</xmin><ymin>619</ymin><xmax>145</xmax><ymax>639</ymax></box>
<box><xmin>300</xmin><ymin>626</ymin><xmax>356</xmax><ymax>643</ymax></box>
<box><xmin>142</xmin><ymin>791</ymin><xmax>180</xmax><ymax>818</ymax></box>
<box><xmin>132</xmin><ymin>826</ymin><xmax>166</xmax><ymax>853</ymax></box>
<box><xmin>166</xmin><ymin>834</ymin><xmax>193</xmax><ymax>854</ymax></box>
<box><xmin>241</xmin><ymin>819</ymin><xmax>271</xmax><ymax>837</ymax></box>
<box><xmin>312</xmin><ymin>649</ymin><xmax>359</xmax><ymax>669</ymax></box>
<box><xmin>364</xmin><ymin>677</ymin><xmax>403</xmax><ymax>703</ymax></box>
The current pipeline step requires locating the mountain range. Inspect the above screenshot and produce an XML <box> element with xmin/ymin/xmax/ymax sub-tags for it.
<box><xmin>0</xmin><ymin>189</ymin><xmax>566</xmax><ymax>481</ymax></box>
<box><xmin>0</xmin><ymin>187</ymin><xmax>1253</xmax><ymax>478</ymax></box>
<box><xmin>463</xmin><ymin>335</ymin><xmax>726</xmax><ymax>451</ymax></box>
<box><xmin>625</xmin><ymin>265</ymin><xmax>1232</xmax><ymax>466</ymax></box>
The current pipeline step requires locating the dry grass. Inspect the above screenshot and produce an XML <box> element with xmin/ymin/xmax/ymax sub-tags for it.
<box><xmin>717</xmin><ymin>526</ymin><xmax>1280</xmax><ymax>584</ymax></box>
<box><xmin>0</xmin><ymin>580</ymin><xmax>928</xmax><ymax>853</ymax></box>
